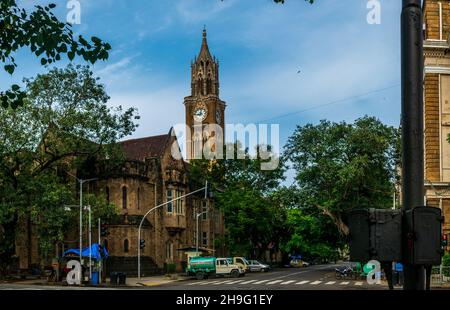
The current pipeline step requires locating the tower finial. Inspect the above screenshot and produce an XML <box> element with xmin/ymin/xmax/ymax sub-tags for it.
<box><xmin>203</xmin><ymin>26</ymin><xmax>207</xmax><ymax>39</ymax></box>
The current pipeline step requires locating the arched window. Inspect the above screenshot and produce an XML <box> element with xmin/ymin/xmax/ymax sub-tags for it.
<box><xmin>122</xmin><ymin>186</ymin><xmax>127</xmax><ymax>209</ymax></box>
<box><xmin>105</xmin><ymin>186</ymin><xmax>110</xmax><ymax>204</ymax></box>
<box><xmin>123</xmin><ymin>239</ymin><xmax>129</xmax><ymax>253</ymax></box>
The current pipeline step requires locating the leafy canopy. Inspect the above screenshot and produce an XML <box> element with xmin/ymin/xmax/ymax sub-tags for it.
<box><xmin>0</xmin><ymin>65</ymin><xmax>138</xmax><ymax>271</ymax></box>
<box><xmin>0</xmin><ymin>1</ymin><xmax>111</xmax><ymax>108</ymax></box>
<box><xmin>284</xmin><ymin>116</ymin><xmax>400</xmax><ymax>236</ymax></box>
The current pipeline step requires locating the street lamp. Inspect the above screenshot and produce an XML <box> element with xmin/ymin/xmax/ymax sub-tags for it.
<box><xmin>137</xmin><ymin>181</ymin><xmax>209</xmax><ymax>279</ymax></box>
<box><xmin>195</xmin><ymin>211</ymin><xmax>208</xmax><ymax>257</ymax></box>
<box><xmin>63</xmin><ymin>171</ymin><xmax>97</xmax><ymax>283</ymax></box>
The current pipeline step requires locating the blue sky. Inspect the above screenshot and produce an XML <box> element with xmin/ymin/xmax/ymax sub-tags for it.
<box><xmin>8</xmin><ymin>0</ymin><xmax>402</xmax><ymax>160</ymax></box>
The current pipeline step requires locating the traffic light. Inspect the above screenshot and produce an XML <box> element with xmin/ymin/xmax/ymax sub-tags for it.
<box><xmin>443</xmin><ymin>234</ymin><xmax>448</xmax><ymax>249</ymax></box>
<box><xmin>404</xmin><ymin>206</ymin><xmax>443</xmax><ymax>265</ymax></box>
<box><xmin>206</xmin><ymin>181</ymin><xmax>213</xmax><ymax>199</ymax></box>
<box><xmin>101</xmin><ymin>223</ymin><xmax>108</xmax><ymax>237</ymax></box>
<box><xmin>348</xmin><ymin>208</ymin><xmax>402</xmax><ymax>262</ymax></box>
<box><xmin>140</xmin><ymin>239</ymin><xmax>145</xmax><ymax>249</ymax></box>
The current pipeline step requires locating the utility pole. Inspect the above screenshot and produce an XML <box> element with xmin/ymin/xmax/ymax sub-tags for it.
<box><xmin>137</xmin><ymin>182</ymin><xmax>209</xmax><ymax>279</ymax></box>
<box><xmin>401</xmin><ymin>0</ymin><xmax>426</xmax><ymax>290</ymax></box>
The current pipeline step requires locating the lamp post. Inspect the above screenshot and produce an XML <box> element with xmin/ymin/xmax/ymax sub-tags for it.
<box><xmin>64</xmin><ymin>171</ymin><xmax>97</xmax><ymax>283</ymax></box>
<box><xmin>196</xmin><ymin>211</ymin><xmax>208</xmax><ymax>257</ymax></box>
<box><xmin>138</xmin><ymin>182</ymin><xmax>208</xmax><ymax>279</ymax></box>
<box><xmin>84</xmin><ymin>205</ymin><xmax>92</xmax><ymax>281</ymax></box>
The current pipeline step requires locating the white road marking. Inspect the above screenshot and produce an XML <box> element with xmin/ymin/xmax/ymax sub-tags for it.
<box><xmin>200</xmin><ymin>280</ymin><xmax>220</xmax><ymax>285</ymax></box>
<box><xmin>310</xmin><ymin>281</ymin><xmax>322</xmax><ymax>285</ymax></box>
<box><xmin>340</xmin><ymin>281</ymin><xmax>350</xmax><ymax>285</ymax></box>
<box><xmin>253</xmin><ymin>280</ymin><xmax>270</xmax><ymax>284</ymax></box>
<box><xmin>267</xmin><ymin>280</ymin><xmax>283</xmax><ymax>285</ymax></box>
<box><xmin>213</xmin><ymin>280</ymin><xmax>233</xmax><ymax>285</ymax></box>
<box><xmin>188</xmin><ymin>281</ymin><xmax>204</xmax><ymax>286</ymax></box>
<box><xmin>239</xmin><ymin>280</ymin><xmax>257</xmax><ymax>285</ymax></box>
<box><xmin>355</xmin><ymin>282</ymin><xmax>364</xmax><ymax>286</ymax></box>
<box><xmin>226</xmin><ymin>280</ymin><xmax>244</xmax><ymax>285</ymax></box>
<box><xmin>296</xmin><ymin>280</ymin><xmax>310</xmax><ymax>285</ymax></box>
<box><xmin>281</xmin><ymin>280</ymin><xmax>295</xmax><ymax>285</ymax></box>
<box><xmin>325</xmin><ymin>281</ymin><xmax>336</xmax><ymax>285</ymax></box>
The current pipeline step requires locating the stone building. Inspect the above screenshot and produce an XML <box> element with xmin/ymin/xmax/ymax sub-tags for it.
<box><xmin>95</xmin><ymin>29</ymin><xmax>227</xmax><ymax>275</ymax></box>
<box><xmin>100</xmin><ymin>129</ymin><xmax>226</xmax><ymax>275</ymax></box>
<box><xmin>13</xmin><ymin>30</ymin><xmax>227</xmax><ymax>275</ymax></box>
<box><xmin>423</xmin><ymin>0</ymin><xmax>450</xmax><ymax>249</ymax></box>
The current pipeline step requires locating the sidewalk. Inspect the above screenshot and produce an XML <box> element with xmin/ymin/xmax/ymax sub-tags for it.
<box><xmin>126</xmin><ymin>274</ymin><xmax>189</xmax><ymax>287</ymax></box>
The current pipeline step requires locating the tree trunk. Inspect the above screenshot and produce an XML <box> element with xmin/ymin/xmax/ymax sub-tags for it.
<box><xmin>317</xmin><ymin>205</ymin><xmax>349</xmax><ymax>236</ymax></box>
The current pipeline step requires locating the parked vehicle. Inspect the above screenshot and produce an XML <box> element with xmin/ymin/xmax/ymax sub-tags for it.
<box><xmin>187</xmin><ymin>257</ymin><xmax>245</xmax><ymax>280</ymax></box>
<box><xmin>248</xmin><ymin>260</ymin><xmax>270</xmax><ymax>272</ymax></box>
<box><xmin>227</xmin><ymin>257</ymin><xmax>250</xmax><ymax>273</ymax></box>
<box><xmin>335</xmin><ymin>265</ymin><xmax>356</xmax><ymax>280</ymax></box>
<box><xmin>289</xmin><ymin>259</ymin><xmax>310</xmax><ymax>268</ymax></box>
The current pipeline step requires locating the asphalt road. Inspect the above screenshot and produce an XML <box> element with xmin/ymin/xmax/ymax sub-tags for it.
<box><xmin>0</xmin><ymin>263</ymin><xmax>389</xmax><ymax>290</ymax></box>
<box><xmin>147</xmin><ymin>263</ymin><xmax>387</xmax><ymax>290</ymax></box>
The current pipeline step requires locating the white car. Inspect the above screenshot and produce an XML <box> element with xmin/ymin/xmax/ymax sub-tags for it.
<box><xmin>290</xmin><ymin>259</ymin><xmax>310</xmax><ymax>268</ymax></box>
<box><xmin>248</xmin><ymin>260</ymin><xmax>270</xmax><ymax>272</ymax></box>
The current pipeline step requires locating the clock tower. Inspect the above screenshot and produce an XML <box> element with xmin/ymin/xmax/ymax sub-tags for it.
<box><xmin>184</xmin><ymin>29</ymin><xmax>226</xmax><ymax>160</ymax></box>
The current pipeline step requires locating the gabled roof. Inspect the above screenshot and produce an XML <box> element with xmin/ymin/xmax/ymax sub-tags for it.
<box><xmin>119</xmin><ymin>134</ymin><xmax>169</xmax><ymax>161</ymax></box>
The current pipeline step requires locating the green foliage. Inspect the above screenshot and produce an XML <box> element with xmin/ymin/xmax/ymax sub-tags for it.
<box><xmin>284</xmin><ymin>116</ymin><xmax>400</xmax><ymax>236</ymax></box>
<box><xmin>280</xmin><ymin>207</ymin><xmax>341</xmax><ymax>262</ymax></box>
<box><xmin>0</xmin><ymin>65</ymin><xmax>137</xmax><ymax>272</ymax></box>
<box><xmin>0</xmin><ymin>1</ymin><xmax>111</xmax><ymax>108</ymax></box>
<box><xmin>190</xmin><ymin>143</ymin><xmax>286</xmax><ymax>258</ymax></box>
<box><xmin>442</xmin><ymin>253</ymin><xmax>450</xmax><ymax>277</ymax></box>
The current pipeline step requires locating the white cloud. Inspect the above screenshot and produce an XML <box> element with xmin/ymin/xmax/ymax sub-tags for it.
<box><xmin>107</xmin><ymin>86</ymin><xmax>186</xmax><ymax>140</ymax></box>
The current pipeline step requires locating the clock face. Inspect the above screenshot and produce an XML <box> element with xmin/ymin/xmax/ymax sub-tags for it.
<box><xmin>215</xmin><ymin>110</ymin><xmax>222</xmax><ymax>123</ymax></box>
<box><xmin>193</xmin><ymin>105</ymin><xmax>208</xmax><ymax>122</ymax></box>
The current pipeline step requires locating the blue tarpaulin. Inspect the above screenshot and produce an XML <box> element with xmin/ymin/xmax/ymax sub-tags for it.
<box><xmin>63</xmin><ymin>243</ymin><xmax>108</xmax><ymax>261</ymax></box>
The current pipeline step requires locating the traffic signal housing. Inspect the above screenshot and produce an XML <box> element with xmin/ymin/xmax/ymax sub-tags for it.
<box><xmin>101</xmin><ymin>223</ymin><xmax>109</xmax><ymax>237</ymax></box>
<box><xmin>348</xmin><ymin>206</ymin><xmax>444</xmax><ymax>266</ymax></box>
<box><xmin>348</xmin><ymin>208</ymin><xmax>402</xmax><ymax>262</ymax></box>
<box><xmin>140</xmin><ymin>239</ymin><xmax>145</xmax><ymax>249</ymax></box>
<box><xmin>404</xmin><ymin>206</ymin><xmax>443</xmax><ymax>265</ymax></box>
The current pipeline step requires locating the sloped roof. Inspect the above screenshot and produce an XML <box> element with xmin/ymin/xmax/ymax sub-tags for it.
<box><xmin>119</xmin><ymin>134</ymin><xmax>169</xmax><ymax>161</ymax></box>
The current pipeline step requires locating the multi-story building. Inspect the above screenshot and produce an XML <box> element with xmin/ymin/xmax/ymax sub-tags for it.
<box><xmin>423</xmin><ymin>0</ymin><xmax>450</xmax><ymax>248</ymax></box>
<box><xmin>14</xmin><ymin>30</ymin><xmax>227</xmax><ymax>275</ymax></box>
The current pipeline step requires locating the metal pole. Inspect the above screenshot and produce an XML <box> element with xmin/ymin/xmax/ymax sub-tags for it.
<box><xmin>89</xmin><ymin>205</ymin><xmax>92</xmax><ymax>281</ymax></box>
<box><xmin>401</xmin><ymin>0</ymin><xmax>425</xmax><ymax>290</ymax></box>
<box><xmin>79</xmin><ymin>180</ymin><xmax>83</xmax><ymax>284</ymax></box>
<box><xmin>137</xmin><ymin>186</ymin><xmax>207</xmax><ymax>279</ymax></box>
<box><xmin>196</xmin><ymin>213</ymin><xmax>199</xmax><ymax>256</ymax></box>
<box><xmin>98</xmin><ymin>218</ymin><xmax>101</xmax><ymax>284</ymax></box>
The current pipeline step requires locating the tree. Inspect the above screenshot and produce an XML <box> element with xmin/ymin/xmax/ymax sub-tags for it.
<box><xmin>0</xmin><ymin>65</ymin><xmax>138</xmax><ymax>275</ymax></box>
<box><xmin>1</xmin><ymin>1</ymin><xmax>111</xmax><ymax>108</ymax></box>
<box><xmin>284</xmin><ymin>116</ymin><xmax>400</xmax><ymax>236</ymax></box>
<box><xmin>190</xmin><ymin>143</ymin><xmax>286</xmax><ymax>258</ymax></box>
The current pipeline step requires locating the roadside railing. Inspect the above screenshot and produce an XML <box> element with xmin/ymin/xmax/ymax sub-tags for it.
<box><xmin>431</xmin><ymin>266</ymin><xmax>450</xmax><ymax>286</ymax></box>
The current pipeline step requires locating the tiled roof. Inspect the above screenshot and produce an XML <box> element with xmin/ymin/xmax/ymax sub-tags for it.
<box><xmin>119</xmin><ymin>134</ymin><xmax>169</xmax><ymax>161</ymax></box>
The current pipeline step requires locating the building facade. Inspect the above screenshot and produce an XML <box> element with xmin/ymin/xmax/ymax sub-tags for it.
<box><xmin>184</xmin><ymin>29</ymin><xmax>226</xmax><ymax>161</ymax></box>
<box><xmin>95</xmin><ymin>30</ymin><xmax>227</xmax><ymax>275</ymax></box>
<box><xmin>14</xmin><ymin>30</ymin><xmax>227</xmax><ymax>275</ymax></box>
<box><xmin>423</xmin><ymin>0</ymin><xmax>450</xmax><ymax>249</ymax></box>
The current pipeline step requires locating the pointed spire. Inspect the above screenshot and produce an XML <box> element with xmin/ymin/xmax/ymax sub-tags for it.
<box><xmin>198</xmin><ymin>27</ymin><xmax>212</xmax><ymax>61</ymax></box>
